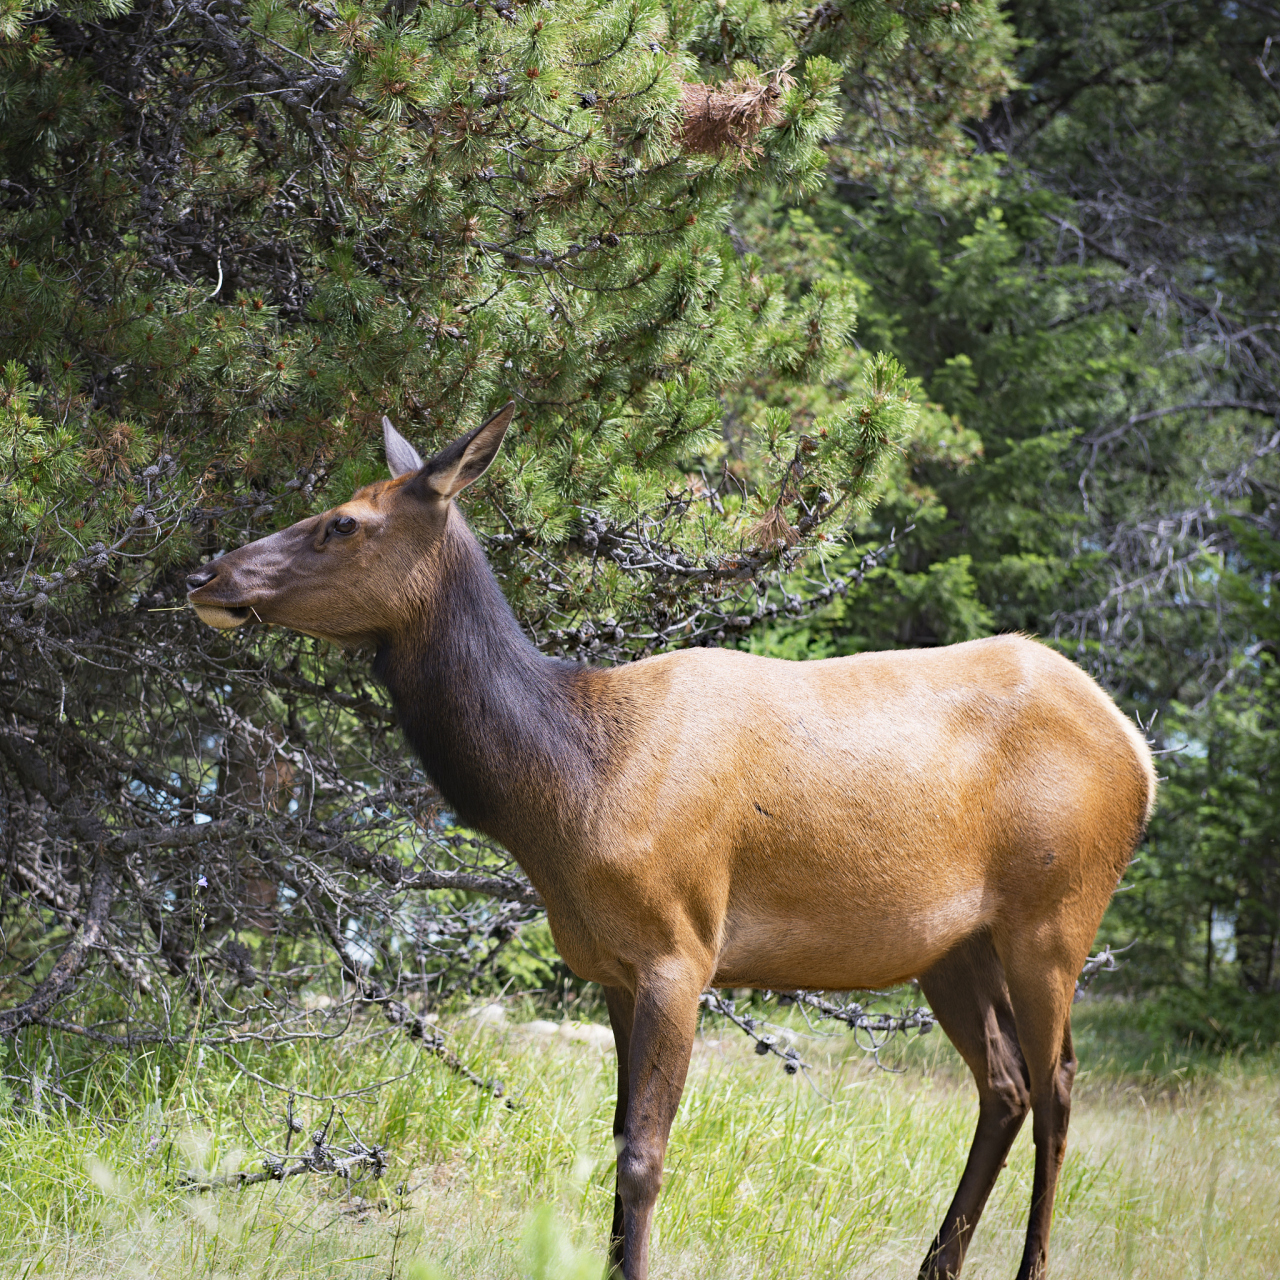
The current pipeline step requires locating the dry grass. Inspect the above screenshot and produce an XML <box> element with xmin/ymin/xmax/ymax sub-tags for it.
<box><xmin>2</xmin><ymin>1004</ymin><xmax>1277</xmax><ymax>1279</ymax></box>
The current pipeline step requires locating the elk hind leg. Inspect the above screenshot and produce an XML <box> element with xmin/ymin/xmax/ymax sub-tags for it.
<box><xmin>999</xmin><ymin>934</ymin><xmax>1079</xmax><ymax>1280</ymax></box>
<box><xmin>918</xmin><ymin>930</ymin><xmax>1032</xmax><ymax>1280</ymax></box>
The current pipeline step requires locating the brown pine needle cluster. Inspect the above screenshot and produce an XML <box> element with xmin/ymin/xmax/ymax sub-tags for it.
<box><xmin>678</xmin><ymin>71</ymin><xmax>793</xmax><ymax>159</ymax></box>
<box><xmin>748</xmin><ymin>505</ymin><xmax>800</xmax><ymax>549</ymax></box>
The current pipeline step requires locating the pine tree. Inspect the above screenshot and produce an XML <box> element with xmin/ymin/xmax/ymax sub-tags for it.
<box><xmin>0</xmin><ymin>1</ymin><xmax>1016</xmax><ymax>1041</ymax></box>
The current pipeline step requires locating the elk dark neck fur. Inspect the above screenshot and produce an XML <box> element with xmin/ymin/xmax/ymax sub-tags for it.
<box><xmin>373</xmin><ymin>507</ymin><xmax>629</xmax><ymax>862</ymax></box>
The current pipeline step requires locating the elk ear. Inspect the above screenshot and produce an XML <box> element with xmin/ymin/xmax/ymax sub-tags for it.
<box><xmin>416</xmin><ymin>402</ymin><xmax>516</xmax><ymax>498</ymax></box>
<box><xmin>383</xmin><ymin>416</ymin><xmax>425</xmax><ymax>478</ymax></box>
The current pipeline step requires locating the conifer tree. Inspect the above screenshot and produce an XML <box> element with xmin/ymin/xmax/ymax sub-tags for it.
<box><xmin>0</xmin><ymin>1</ymin><xmax>1016</xmax><ymax>1039</ymax></box>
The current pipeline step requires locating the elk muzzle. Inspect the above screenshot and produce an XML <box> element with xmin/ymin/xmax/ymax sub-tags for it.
<box><xmin>185</xmin><ymin>537</ymin><xmax>288</xmax><ymax>631</ymax></box>
<box><xmin>186</xmin><ymin>561</ymin><xmax>255</xmax><ymax>629</ymax></box>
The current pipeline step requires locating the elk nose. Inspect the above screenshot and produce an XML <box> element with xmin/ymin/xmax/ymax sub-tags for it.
<box><xmin>186</xmin><ymin>566</ymin><xmax>217</xmax><ymax>592</ymax></box>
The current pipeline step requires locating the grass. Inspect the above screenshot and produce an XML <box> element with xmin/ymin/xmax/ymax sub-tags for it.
<box><xmin>1</xmin><ymin>999</ymin><xmax>1277</xmax><ymax>1279</ymax></box>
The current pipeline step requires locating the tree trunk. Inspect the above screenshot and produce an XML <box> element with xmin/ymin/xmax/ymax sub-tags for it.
<box><xmin>1205</xmin><ymin>902</ymin><xmax>1214</xmax><ymax>989</ymax></box>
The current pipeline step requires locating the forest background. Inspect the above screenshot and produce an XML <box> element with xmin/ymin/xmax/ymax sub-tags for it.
<box><xmin>2</xmin><ymin>0</ymin><xmax>1280</xmax><ymax>1110</ymax></box>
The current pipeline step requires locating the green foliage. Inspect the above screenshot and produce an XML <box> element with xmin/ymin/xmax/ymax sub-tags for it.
<box><xmin>492</xmin><ymin>917</ymin><xmax>562</xmax><ymax>992</ymax></box>
<box><xmin>742</xmin><ymin>189</ymin><xmax>1134</xmax><ymax>653</ymax></box>
<box><xmin>0</xmin><ymin>0</ymin><xmax>1018</xmax><ymax>592</ymax></box>
<box><xmin>1110</xmin><ymin>539</ymin><xmax>1280</xmax><ymax>995</ymax></box>
<box><xmin>1127</xmin><ymin>986</ymin><xmax>1280</xmax><ymax>1055</ymax></box>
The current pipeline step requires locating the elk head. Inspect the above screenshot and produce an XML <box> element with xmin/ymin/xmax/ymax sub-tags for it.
<box><xmin>185</xmin><ymin>403</ymin><xmax>515</xmax><ymax>646</ymax></box>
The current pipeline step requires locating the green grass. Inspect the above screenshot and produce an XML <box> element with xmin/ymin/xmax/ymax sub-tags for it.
<box><xmin>2</xmin><ymin>1001</ymin><xmax>1277</xmax><ymax>1279</ymax></box>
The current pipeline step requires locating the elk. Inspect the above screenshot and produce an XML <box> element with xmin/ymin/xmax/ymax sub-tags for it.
<box><xmin>187</xmin><ymin>403</ymin><xmax>1155</xmax><ymax>1280</ymax></box>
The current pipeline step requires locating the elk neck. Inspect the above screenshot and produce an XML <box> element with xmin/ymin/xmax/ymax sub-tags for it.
<box><xmin>372</xmin><ymin>506</ymin><xmax>634</xmax><ymax>867</ymax></box>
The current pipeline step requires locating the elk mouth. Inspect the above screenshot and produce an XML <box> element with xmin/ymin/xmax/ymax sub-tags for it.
<box><xmin>190</xmin><ymin>601</ymin><xmax>254</xmax><ymax>629</ymax></box>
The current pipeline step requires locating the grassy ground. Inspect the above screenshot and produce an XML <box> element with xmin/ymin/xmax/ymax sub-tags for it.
<box><xmin>1</xmin><ymin>1000</ymin><xmax>1277</xmax><ymax>1279</ymax></box>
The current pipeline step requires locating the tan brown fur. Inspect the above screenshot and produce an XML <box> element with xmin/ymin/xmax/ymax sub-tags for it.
<box><xmin>187</xmin><ymin>405</ymin><xmax>1155</xmax><ymax>1280</ymax></box>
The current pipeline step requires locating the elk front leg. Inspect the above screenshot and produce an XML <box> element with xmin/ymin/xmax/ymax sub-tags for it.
<box><xmin>604</xmin><ymin>984</ymin><xmax>636</xmax><ymax>1278</ymax></box>
<box><xmin>615</xmin><ymin>965</ymin><xmax>703</xmax><ymax>1280</ymax></box>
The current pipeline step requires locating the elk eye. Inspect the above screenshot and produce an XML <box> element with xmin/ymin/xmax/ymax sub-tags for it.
<box><xmin>333</xmin><ymin>515</ymin><xmax>358</xmax><ymax>535</ymax></box>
